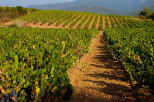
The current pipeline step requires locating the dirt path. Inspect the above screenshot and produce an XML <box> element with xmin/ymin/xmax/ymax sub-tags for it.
<box><xmin>26</xmin><ymin>21</ymin><xmax>59</xmax><ymax>29</ymax></box>
<box><xmin>67</xmin><ymin>31</ymin><xmax>152</xmax><ymax>102</ymax></box>
<box><xmin>26</xmin><ymin>21</ymin><xmax>42</xmax><ymax>28</ymax></box>
<box><xmin>103</xmin><ymin>16</ymin><xmax>106</xmax><ymax>29</ymax></box>
<box><xmin>3</xmin><ymin>21</ymin><xmax>13</xmax><ymax>26</ymax></box>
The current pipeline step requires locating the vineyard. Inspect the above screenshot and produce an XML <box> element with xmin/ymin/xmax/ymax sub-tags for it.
<box><xmin>0</xmin><ymin>27</ymin><xmax>98</xmax><ymax>101</ymax></box>
<box><xmin>105</xmin><ymin>27</ymin><xmax>154</xmax><ymax>91</ymax></box>
<box><xmin>18</xmin><ymin>10</ymin><xmax>154</xmax><ymax>30</ymax></box>
<box><xmin>0</xmin><ymin>9</ymin><xmax>154</xmax><ymax>102</ymax></box>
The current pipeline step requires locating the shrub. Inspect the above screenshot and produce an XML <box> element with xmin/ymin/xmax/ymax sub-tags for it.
<box><xmin>9</xmin><ymin>20</ymin><xmax>25</xmax><ymax>28</ymax></box>
<box><xmin>139</xmin><ymin>8</ymin><xmax>154</xmax><ymax>20</ymax></box>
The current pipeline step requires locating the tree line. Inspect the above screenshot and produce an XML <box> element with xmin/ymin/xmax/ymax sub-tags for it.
<box><xmin>139</xmin><ymin>8</ymin><xmax>154</xmax><ymax>20</ymax></box>
<box><xmin>0</xmin><ymin>6</ymin><xmax>37</xmax><ymax>22</ymax></box>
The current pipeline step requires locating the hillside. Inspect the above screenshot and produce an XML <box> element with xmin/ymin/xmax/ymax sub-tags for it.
<box><xmin>0</xmin><ymin>6</ymin><xmax>37</xmax><ymax>23</ymax></box>
<box><xmin>0</xmin><ymin>9</ymin><xmax>154</xmax><ymax>102</ymax></box>
<box><xmin>27</xmin><ymin>2</ymin><xmax>121</xmax><ymax>15</ymax></box>
<box><xmin>16</xmin><ymin>10</ymin><xmax>154</xmax><ymax>30</ymax></box>
<box><xmin>27</xmin><ymin>0</ymin><xmax>154</xmax><ymax>15</ymax></box>
<box><xmin>62</xmin><ymin>6</ymin><xmax>122</xmax><ymax>15</ymax></box>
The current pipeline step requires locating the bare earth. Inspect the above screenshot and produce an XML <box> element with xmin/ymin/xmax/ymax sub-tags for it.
<box><xmin>81</xmin><ymin>15</ymin><xmax>91</xmax><ymax>29</ymax></box>
<box><xmin>67</xmin><ymin>31</ymin><xmax>152</xmax><ymax>102</ymax></box>
<box><xmin>73</xmin><ymin>15</ymin><xmax>86</xmax><ymax>29</ymax></box>
<box><xmin>103</xmin><ymin>16</ymin><xmax>106</xmax><ymax>29</ymax></box>
<box><xmin>88</xmin><ymin>16</ymin><xmax>96</xmax><ymax>29</ymax></box>
<box><xmin>65</xmin><ymin>15</ymin><xmax>80</xmax><ymax>28</ymax></box>
<box><xmin>96</xmin><ymin>16</ymin><xmax>100</xmax><ymax>29</ymax></box>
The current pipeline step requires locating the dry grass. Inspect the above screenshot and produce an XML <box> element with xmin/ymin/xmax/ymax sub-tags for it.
<box><xmin>9</xmin><ymin>19</ymin><xmax>26</xmax><ymax>28</ymax></box>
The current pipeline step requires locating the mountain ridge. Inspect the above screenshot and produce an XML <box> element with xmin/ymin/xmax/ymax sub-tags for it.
<box><xmin>27</xmin><ymin>0</ymin><xmax>154</xmax><ymax>15</ymax></box>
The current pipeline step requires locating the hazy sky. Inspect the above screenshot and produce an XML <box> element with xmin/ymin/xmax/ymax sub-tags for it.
<box><xmin>0</xmin><ymin>0</ymin><xmax>75</xmax><ymax>6</ymax></box>
<box><xmin>0</xmin><ymin>0</ymin><xmax>148</xmax><ymax>7</ymax></box>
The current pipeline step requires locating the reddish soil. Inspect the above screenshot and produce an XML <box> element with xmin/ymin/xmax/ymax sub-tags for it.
<box><xmin>96</xmin><ymin>16</ymin><xmax>100</xmax><ymax>29</ymax></box>
<box><xmin>88</xmin><ymin>16</ymin><xmax>96</xmax><ymax>29</ymax></box>
<box><xmin>26</xmin><ymin>21</ymin><xmax>61</xmax><ymax>29</ymax></box>
<box><xmin>65</xmin><ymin>15</ymin><xmax>81</xmax><ymax>28</ymax></box>
<box><xmin>67</xmin><ymin>31</ymin><xmax>153</xmax><ymax>102</ymax></box>
<box><xmin>56</xmin><ymin>19</ymin><xmax>67</xmax><ymax>28</ymax></box>
<box><xmin>73</xmin><ymin>15</ymin><xmax>86</xmax><ymax>29</ymax></box>
<box><xmin>81</xmin><ymin>15</ymin><xmax>91</xmax><ymax>29</ymax></box>
<box><xmin>103</xmin><ymin>16</ymin><xmax>106</xmax><ymax>29</ymax></box>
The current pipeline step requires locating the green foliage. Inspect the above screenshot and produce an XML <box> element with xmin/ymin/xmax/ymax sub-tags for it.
<box><xmin>18</xmin><ymin>9</ymin><xmax>154</xmax><ymax>30</ymax></box>
<box><xmin>105</xmin><ymin>16</ymin><xmax>109</xmax><ymax>28</ymax></box>
<box><xmin>91</xmin><ymin>15</ymin><xmax>98</xmax><ymax>29</ymax></box>
<box><xmin>139</xmin><ymin>8</ymin><xmax>154</xmax><ymax>20</ymax></box>
<box><xmin>16</xmin><ymin>6</ymin><xmax>27</xmax><ymax>15</ymax></box>
<box><xmin>0</xmin><ymin>27</ymin><xmax>98</xmax><ymax>101</ymax></box>
<box><xmin>0</xmin><ymin>6</ymin><xmax>38</xmax><ymax>23</ymax></box>
<box><xmin>19</xmin><ymin>10</ymin><xmax>95</xmax><ymax>25</ymax></box>
<box><xmin>8</xmin><ymin>24</ymin><xmax>18</xmax><ymax>27</ymax></box>
<box><xmin>70</xmin><ymin>15</ymin><xmax>83</xmax><ymax>28</ymax></box>
<box><xmin>109</xmin><ymin>16</ymin><xmax>116</xmax><ymax>28</ymax></box>
<box><xmin>98</xmin><ymin>15</ymin><xmax>103</xmax><ymax>30</ymax></box>
<box><xmin>78</xmin><ymin>15</ymin><xmax>89</xmax><ymax>28</ymax></box>
<box><xmin>149</xmin><ymin>12</ymin><xmax>154</xmax><ymax>20</ymax></box>
<box><xmin>105</xmin><ymin>27</ymin><xmax>154</xmax><ymax>91</ymax></box>
<box><xmin>85</xmin><ymin>16</ymin><xmax>93</xmax><ymax>29</ymax></box>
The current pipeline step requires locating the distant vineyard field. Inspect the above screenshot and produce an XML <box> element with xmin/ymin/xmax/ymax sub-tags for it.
<box><xmin>18</xmin><ymin>10</ymin><xmax>154</xmax><ymax>30</ymax></box>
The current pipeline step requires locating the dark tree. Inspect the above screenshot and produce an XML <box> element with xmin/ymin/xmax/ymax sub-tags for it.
<box><xmin>149</xmin><ymin>13</ymin><xmax>154</xmax><ymax>20</ymax></box>
<box><xmin>139</xmin><ymin>8</ymin><xmax>154</xmax><ymax>20</ymax></box>
<box><xmin>16</xmin><ymin>6</ymin><xmax>27</xmax><ymax>15</ymax></box>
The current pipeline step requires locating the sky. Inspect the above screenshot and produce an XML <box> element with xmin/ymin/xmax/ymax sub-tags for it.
<box><xmin>0</xmin><ymin>0</ymin><xmax>148</xmax><ymax>7</ymax></box>
<box><xmin>0</xmin><ymin>0</ymin><xmax>75</xmax><ymax>7</ymax></box>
